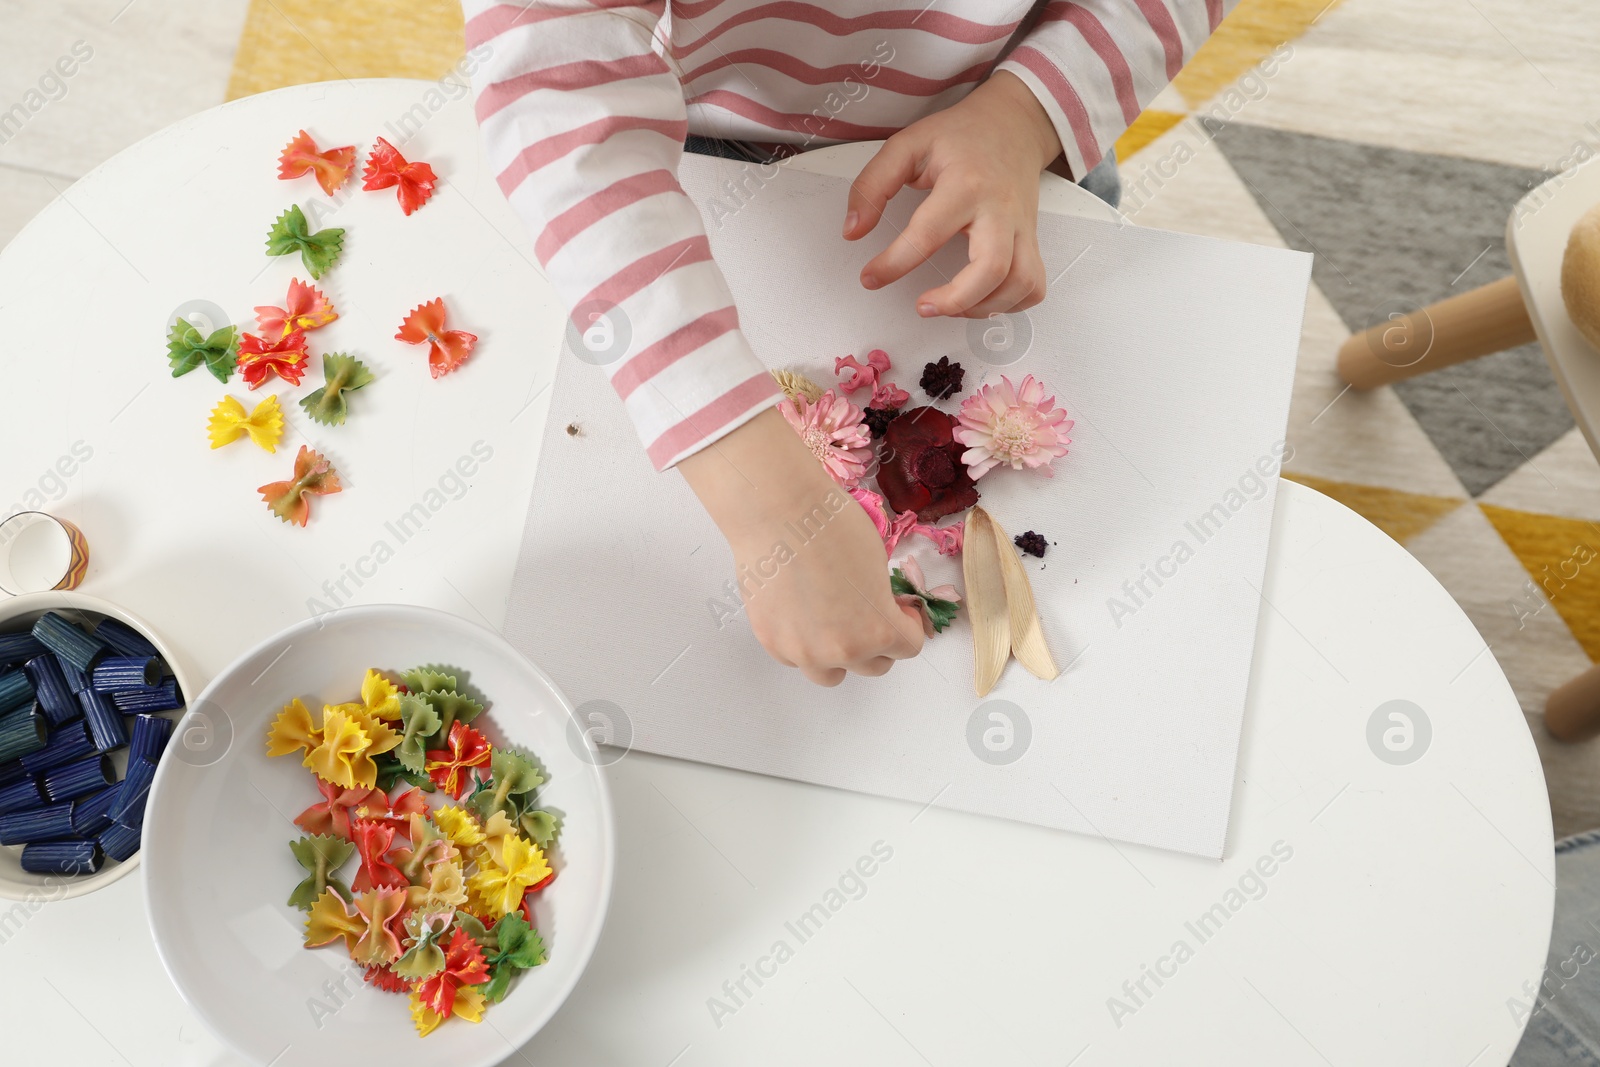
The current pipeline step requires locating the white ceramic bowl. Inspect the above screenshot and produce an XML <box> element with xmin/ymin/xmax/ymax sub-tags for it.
<box><xmin>142</xmin><ymin>604</ymin><xmax>615</xmax><ymax>1066</ymax></box>
<box><xmin>0</xmin><ymin>590</ymin><xmax>200</xmax><ymax>900</ymax></box>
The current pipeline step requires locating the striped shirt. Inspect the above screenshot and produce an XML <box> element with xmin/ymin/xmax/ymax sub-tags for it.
<box><xmin>464</xmin><ymin>0</ymin><xmax>1230</xmax><ymax>470</ymax></box>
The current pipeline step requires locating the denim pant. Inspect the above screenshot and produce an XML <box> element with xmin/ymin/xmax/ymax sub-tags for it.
<box><xmin>684</xmin><ymin>134</ymin><xmax>1123</xmax><ymax>209</ymax></box>
<box><xmin>1511</xmin><ymin>830</ymin><xmax>1600</xmax><ymax>1065</ymax></box>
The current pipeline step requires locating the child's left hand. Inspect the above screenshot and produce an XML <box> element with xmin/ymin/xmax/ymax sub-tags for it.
<box><xmin>843</xmin><ymin>70</ymin><xmax>1063</xmax><ymax>319</ymax></box>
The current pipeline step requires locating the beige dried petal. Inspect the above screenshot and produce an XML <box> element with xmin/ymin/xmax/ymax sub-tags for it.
<box><xmin>986</xmin><ymin>509</ymin><xmax>1060</xmax><ymax>682</ymax></box>
<box><xmin>962</xmin><ymin>506</ymin><xmax>1011</xmax><ymax>697</ymax></box>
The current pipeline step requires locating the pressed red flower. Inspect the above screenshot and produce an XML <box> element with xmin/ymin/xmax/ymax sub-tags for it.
<box><xmin>875</xmin><ymin>406</ymin><xmax>980</xmax><ymax>523</ymax></box>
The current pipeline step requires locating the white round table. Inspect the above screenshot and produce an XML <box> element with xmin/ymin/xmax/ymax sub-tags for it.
<box><xmin>0</xmin><ymin>80</ymin><xmax>1553</xmax><ymax>1066</ymax></box>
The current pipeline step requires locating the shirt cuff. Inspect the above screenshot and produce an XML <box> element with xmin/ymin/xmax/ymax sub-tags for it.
<box><xmin>997</xmin><ymin>46</ymin><xmax>1106</xmax><ymax>184</ymax></box>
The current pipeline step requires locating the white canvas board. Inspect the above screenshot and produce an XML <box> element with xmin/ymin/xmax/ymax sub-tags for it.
<box><xmin>502</xmin><ymin>156</ymin><xmax>1311</xmax><ymax>858</ymax></box>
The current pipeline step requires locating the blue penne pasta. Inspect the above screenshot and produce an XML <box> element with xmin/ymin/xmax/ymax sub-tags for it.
<box><xmin>97</xmin><ymin>819</ymin><xmax>140</xmax><ymax>861</ymax></box>
<box><xmin>22</xmin><ymin>655</ymin><xmax>78</xmax><ymax>726</ymax></box>
<box><xmin>109</xmin><ymin>756</ymin><xmax>157</xmax><ymax>825</ymax></box>
<box><xmin>31</xmin><ymin>612</ymin><xmax>109</xmax><ymax>673</ymax></box>
<box><xmin>0</xmin><ymin>706</ymin><xmax>46</xmax><ymax>763</ymax></box>
<box><xmin>56</xmin><ymin>655</ymin><xmax>90</xmax><ymax>694</ymax></box>
<box><xmin>19</xmin><ymin>720</ymin><xmax>93</xmax><ymax>775</ymax></box>
<box><xmin>20</xmin><ymin>839</ymin><xmax>102</xmax><ymax>875</ymax></box>
<box><xmin>42</xmin><ymin>754</ymin><xmax>113</xmax><ymax>803</ymax></box>
<box><xmin>71</xmin><ymin>783</ymin><xmax>120</xmax><ymax>836</ymax></box>
<box><xmin>128</xmin><ymin>714</ymin><xmax>174</xmax><ymax>764</ymax></box>
<box><xmin>109</xmin><ymin>678</ymin><xmax>182</xmax><ymax>714</ymax></box>
<box><xmin>77</xmin><ymin>689</ymin><xmax>127</xmax><ymax>753</ymax></box>
<box><xmin>0</xmin><ymin>776</ymin><xmax>42</xmax><ymax>815</ymax></box>
<box><xmin>0</xmin><ymin>632</ymin><xmax>46</xmax><ymax>665</ymax></box>
<box><xmin>0</xmin><ymin>761</ymin><xmax>24</xmax><ymax>787</ymax></box>
<box><xmin>90</xmin><ymin>617</ymin><xmax>160</xmax><ymax>660</ymax></box>
<box><xmin>0</xmin><ymin>668</ymin><xmax>34</xmax><ymax>716</ymax></box>
<box><xmin>0</xmin><ymin>801</ymin><xmax>74</xmax><ymax>844</ymax></box>
<box><xmin>90</xmin><ymin>656</ymin><xmax>161</xmax><ymax>692</ymax></box>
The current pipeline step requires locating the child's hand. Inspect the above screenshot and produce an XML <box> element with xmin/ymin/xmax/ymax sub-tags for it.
<box><xmin>679</xmin><ymin>409</ymin><xmax>925</xmax><ymax>686</ymax></box>
<box><xmin>844</xmin><ymin>70</ymin><xmax>1063</xmax><ymax>318</ymax></box>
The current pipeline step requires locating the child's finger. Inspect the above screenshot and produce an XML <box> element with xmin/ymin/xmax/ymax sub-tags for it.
<box><xmin>801</xmin><ymin>664</ymin><xmax>848</xmax><ymax>687</ymax></box>
<box><xmin>882</xmin><ymin>603</ymin><xmax>927</xmax><ymax>660</ymax></box>
<box><xmin>860</xmin><ymin>186</ymin><xmax>969</xmax><ymax>292</ymax></box>
<box><xmin>917</xmin><ymin>215</ymin><xmax>1014</xmax><ymax>316</ymax></box>
<box><xmin>961</xmin><ymin>236</ymin><xmax>1046</xmax><ymax>317</ymax></box>
<box><xmin>845</xmin><ymin>135</ymin><xmax>920</xmax><ymax>240</ymax></box>
<box><xmin>849</xmin><ymin>656</ymin><xmax>897</xmax><ymax>677</ymax></box>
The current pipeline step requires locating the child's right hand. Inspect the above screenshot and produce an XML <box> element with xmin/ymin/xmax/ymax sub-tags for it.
<box><xmin>678</xmin><ymin>408</ymin><xmax>925</xmax><ymax>686</ymax></box>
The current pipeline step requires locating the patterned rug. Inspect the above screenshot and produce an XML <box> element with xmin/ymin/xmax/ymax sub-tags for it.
<box><xmin>225</xmin><ymin>0</ymin><xmax>1600</xmax><ymax>835</ymax></box>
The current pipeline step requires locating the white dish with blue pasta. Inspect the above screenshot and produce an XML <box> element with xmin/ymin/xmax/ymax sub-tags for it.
<box><xmin>0</xmin><ymin>591</ymin><xmax>195</xmax><ymax>899</ymax></box>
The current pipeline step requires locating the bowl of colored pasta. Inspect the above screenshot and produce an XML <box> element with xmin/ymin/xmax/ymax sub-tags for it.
<box><xmin>0</xmin><ymin>591</ymin><xmax>196</xmax><ymax>900</ymax></box>
<box><xmin>141</xmin><ymin>604</ymin><xmax>616</xmax><ymax>1066</ymax></box>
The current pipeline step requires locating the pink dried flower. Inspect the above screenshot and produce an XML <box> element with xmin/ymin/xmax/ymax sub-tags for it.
<box><xmin>953</xmin><ymin>374</ymin><xmax>1071</xmax><ymax>479</ymax></box>
<box><xmin>913</xmin><ymin>517</ymin><xmax>964</xmax><ymax>556</ymax></box>
<box><xmin>870</xmin><ymin>379</ymin><xmax>910</xmax><ymax>409</ymax></box>
<box><xmin>848</xmin><ymin>487</ymin><xmax>964</xmax><ymax>557</ymax></box>
<box><xmin>781</xmin><ymin>389</ymin><xmax>874</xmax><ymax>486</ymax></box>
<box><xmin>835</xmin><ymin>349</ymin><xmax>891</xmax><ymax>394</ymax></box>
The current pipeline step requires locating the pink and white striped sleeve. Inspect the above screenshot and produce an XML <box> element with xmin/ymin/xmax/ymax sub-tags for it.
<box><xmin>998</xmin><ymin>0</ymin><xmax>1238</xmax><ymax>181</ymax></box>
<box><xmin>463</xmin><ymin>0</ymin><xmax>781</xmax><ymax>471</ymax></box>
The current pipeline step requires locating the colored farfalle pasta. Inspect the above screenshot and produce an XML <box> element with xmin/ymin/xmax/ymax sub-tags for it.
<box><xmin>266</xmin><ymin>665</ymin><xmax>561</xmax><ymax>1036</ymax></box>
<box><xmin>0</xmin><ymin>612</ymin><xmax>184</xmax><ymax>873</ymax></box>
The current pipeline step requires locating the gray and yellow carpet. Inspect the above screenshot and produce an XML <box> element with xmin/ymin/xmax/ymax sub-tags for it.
<box><xmin>3</xmin><ymin>0</ymin><xmax>1597</xmax><ymax>833</ymax></box>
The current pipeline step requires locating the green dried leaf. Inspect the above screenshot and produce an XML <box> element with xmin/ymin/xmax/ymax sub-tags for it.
<box><xmin>890</xmin><ymin>568</ymin><xmax>962</xmax><ymax>634</ymax></box>
<box><xmin>299</xmin><ymin>352</ymin><xmax>374</xmax><ymax>426</ymax></box>
<box><xmin>167</xmin><ymin>319</ymin><xmax>238</xmax><ymax>382</ymax></box>
<box><xmin>265</xmin><ymin>204</ymin><xmax>344</xmax><ymax>279</ymax></box>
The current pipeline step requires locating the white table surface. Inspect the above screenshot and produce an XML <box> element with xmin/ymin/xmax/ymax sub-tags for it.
<box><xmin>0</xmin><ymin>79</ymin><xmax>1553</xmax><ymax>1066</ymax></box>
<box><xmin>1508</xmin><ymin>154</ymin><xmax>1600</xmax><ymax>462</ymax></box>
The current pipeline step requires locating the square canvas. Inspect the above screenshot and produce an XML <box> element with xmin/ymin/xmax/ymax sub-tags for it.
<box><xmin>502</xmin><ymin>156</ymin><xmax>1310</xmax><ymax>858</ymax></box>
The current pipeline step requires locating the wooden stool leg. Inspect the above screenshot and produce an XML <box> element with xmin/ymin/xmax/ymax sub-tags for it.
<box><xmin>1546</xmin><ymin>663</ymin><xmax>1600</xmax><ymax>742</ymax></box>
<box><xmin>1337</xmin><ymin>276</ymin><xmax>1536</xmax><ymax>390</ymax></box>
